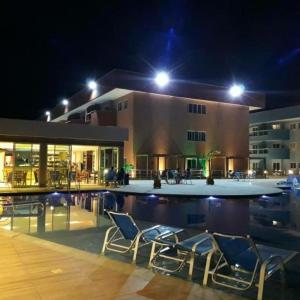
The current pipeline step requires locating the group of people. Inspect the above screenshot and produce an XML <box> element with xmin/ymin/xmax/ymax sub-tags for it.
<box><xmin>105</xmin><ymin>166</ymin><xmax>127</xmax><ymax>186</ymax></box>
<box><xmin>161</xmin><ymin>168</ymin><xmax>191</xmax><ymax>184</ymax></box>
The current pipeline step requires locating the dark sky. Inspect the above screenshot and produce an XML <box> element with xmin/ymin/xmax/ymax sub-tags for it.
<box><xmin>2</xmin><ymin>0</ymin><xmax>300</xmax><ymax>119</ymax></box>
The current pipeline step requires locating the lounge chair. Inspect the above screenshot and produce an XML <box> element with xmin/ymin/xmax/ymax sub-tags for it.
<box><xmin>277</xmin><ymin>175</ymin><xmax>300</xmax><ymax>188</ymax></box>
<box><xmin>203</xmin><ymin>232</ymin><xmax>297</xmax><ymax>300</ymax></box>
<box><xmin>101</xmin><ymin>211</ymin><xmax>183</xmax><ymax>263</ymax></box>
<box><xmin>149</xmin><ymin>232</ymin><xmax>213</xmax><ymax>279</ymax></box>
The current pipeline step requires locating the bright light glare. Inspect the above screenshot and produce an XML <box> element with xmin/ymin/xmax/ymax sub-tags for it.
<box><xmin>229</xmin><ymin>84</ymin><xmax>245</xmax><ymax>98</ymax></box>
<box><xmin>88</xmin><ymin>80</ymin><xmax>97</xmax><ymax>90</ymax></box>
<box><xmin>62</xmin><ymin>99</ymin><xmax>68</xmax><ymax>106</ymax></box>
<box><xmin>45</xmin><ymin>111</ymin><xmax>50</xmax><ymax>116</ymax></box>
<box><xmin>154</xmin><ymin>71</ymin><xmax>170</xmax><ymax>87</ymax></box>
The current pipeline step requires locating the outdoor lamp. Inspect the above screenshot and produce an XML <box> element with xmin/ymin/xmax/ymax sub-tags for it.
<box><xmin>88</xmin><ymin>80</ymin><xmax>97</xmax><ymax>90</ymax></box>
<box><xmin>62</xmin><ymin>99</ymin><xmax>69</xmax><ymax>113</ymax></box>
<box><xmin>154</xmin><ymin>71</ymin><xmax>170</xmax><ymax>88</ymax></box>
<box><xmin>229</xmin><ymin>84</ymin><xmax>245</xmax><ymax>98</ymax></box>
<box><xmin>45</xmin><ymin>111</ymin><xmax>51</xmax><ymax>122</ymax></box>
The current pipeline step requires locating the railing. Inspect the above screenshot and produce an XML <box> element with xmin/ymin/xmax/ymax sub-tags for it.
<box><xmin>249</xmin><ymin>147</ymin><xmax>289</xmax><ymax>159</ymax></box>
<box><xmin>130</xmin><ymin>169</ymin><xmax>221</xmax><ymax>179</ymax></box>
<box><xmin>0</xmin><ymin>201</ymin><xmax>44</xmax><ymax>231</ymax></box>
<box><xmin>249</xmin><ymin>129</ymin><xmax>289</xmax><ymax>140</ymax></box>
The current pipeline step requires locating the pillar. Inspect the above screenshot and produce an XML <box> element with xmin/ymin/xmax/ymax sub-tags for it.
<box><xmin>118</xmin><ymin>145</ymin><xmax>124</xmax><ymax>170</ymax></box>
<box><xmin>39</xmin><ymin>143</ymin><xmax>47</xmax><ymax>187</ymax></box>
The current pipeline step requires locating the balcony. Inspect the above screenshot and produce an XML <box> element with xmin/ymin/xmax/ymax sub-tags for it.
<box><xmin>249</xmin><ymin>147</ymin><xmax>290</xmax><ymax>159</ymax></box>
<box><xmin>249</xmin><ymin>129</ymin><xmax>289</xmax><ymax>141</ymax></box>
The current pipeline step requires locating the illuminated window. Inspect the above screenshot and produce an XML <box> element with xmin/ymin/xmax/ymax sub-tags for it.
<box><xmin>272</xmin><ymin>124</ymin><xmax>280</xmax><ymax>129</ymax></box>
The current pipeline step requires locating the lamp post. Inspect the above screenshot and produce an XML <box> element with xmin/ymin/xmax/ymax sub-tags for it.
<box><xmin>62</xmin><ymin>99</ymin><xmax>69</xmax><ymax>113</ymax></box>
<box><xmin>45</xmin><ymin>111</ymin><xmax>51</xmax><ymax>122</ymax></box>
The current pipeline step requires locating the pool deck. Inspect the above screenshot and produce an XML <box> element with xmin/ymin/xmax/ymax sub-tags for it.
<box><xmin>0</xmin><ymin>179</ymin><xmax>283</xmax><ymax>197</ymax></box>
<box><xmin>0</xmin><ymin>229</ymin><xmax>246</xmax><ymax>300</ymax></box>
<box><xmin>106</xmin><ymin>179</ymin><xmax>282</xmax><ymax>197</ymax></box>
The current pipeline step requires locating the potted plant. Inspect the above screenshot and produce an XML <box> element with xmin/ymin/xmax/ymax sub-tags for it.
<box><xmin>123</xmin><ymin>163</ymin><xmax>134</xmax><ymax>185</ymax></box>
<box><xmin>201</xmin><ymin>150</ymin><xmax>221</xmax><ymax>185</ymax></box>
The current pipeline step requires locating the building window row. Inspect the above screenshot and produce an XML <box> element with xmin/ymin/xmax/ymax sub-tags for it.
<box><xmin>187</xmin><ymin>131</ymin><xmax>206</xmax><ymax>142</ymax></box>
<box><xmin>117</xmin><ymin>100</ymin><xmax>128</xmax><ymax>111</ymax></box>
<box><xmin>188</xmin><ymin>104</ymin><xmax>206</xmax><ymax>114</ymax></box>
<box><xmin>290</xmin><ymin>123</ymin><xmax>300</xmax><ymax>130</ymax></box>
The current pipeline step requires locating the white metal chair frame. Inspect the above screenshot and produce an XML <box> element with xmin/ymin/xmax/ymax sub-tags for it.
<box><xmin>203</xmin><ymin>233</ymin><xmax>296</xmax><ymax>300</ymax></box>
<box><xmin>101</xmin><ymin>211</ymin><xmax>180</xmax><ymax>263</ymax></box>
<box><xmin>149</xmin><ymin>234</ymin><xmax>211</xmax><ymax>280</ymax></box>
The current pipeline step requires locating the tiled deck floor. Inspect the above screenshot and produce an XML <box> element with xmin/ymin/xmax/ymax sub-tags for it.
<box><xmin>0</xmin><ymin>230</ymin><xmax>246</xmax><ymax>300</ymax></box>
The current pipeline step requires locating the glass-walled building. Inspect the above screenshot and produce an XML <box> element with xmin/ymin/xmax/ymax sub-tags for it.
<box><xmin>0</xmin><ymin>118</ymin><xmax>128</xmax><ymax>189</ymax></box>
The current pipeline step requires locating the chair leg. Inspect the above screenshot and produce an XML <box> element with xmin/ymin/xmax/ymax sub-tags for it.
<box><xmin>188</xmin><ymin>252</ymin><xmax>195</xmax><ymax>280</ymax></box>
<box><xmin>257</xmin><ymin>263</ymin><xmax>267</xmax><ymax>300</ymax></box>
<box><xmin>203</xmin><ymin>250</ymin><xmax>213</xmax><ymax>286</ymax></box>
<box><xmin>148</xmin><ymin>241</ymin><xmax>157</xmax><ymax>268</ymax></box>
<box><xmin>132</xmin><ymin>234</ymin><xmax>142</xmax><ymax>264</ymax></box>
<box><xmin>101</xmin><ymin>230</ymin><xmax>110</xmax><ymax>255</ymax></box>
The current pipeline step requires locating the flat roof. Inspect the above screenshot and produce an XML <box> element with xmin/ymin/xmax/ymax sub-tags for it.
<box><xmin>0</xmin><ymin>118</ymin><xmax>128</xmax><ymax>145</ymax></box>
<box><xmin>52</xmin><ymin>69</ymin><xmax>265</xmax><ymax>121</ymax></box>
<box><xmin>250</xmin><ymin>105</ymin><xmax>300</xmax><ymax>125</ymax></box>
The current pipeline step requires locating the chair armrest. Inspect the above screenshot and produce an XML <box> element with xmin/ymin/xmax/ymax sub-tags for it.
<box><xmin>140</xmin><ymin>224</ymin><xmax>161</xmax><ymax>235</ymax></box>
<box><xmin>262</xmin><ymin>255</ymin><xmax>283</xmax><ymax>268</ymax></box>
<box><xmin>191</xmin><ymin>236</ymin><xmax>212</xmax><ymax>252</ymax></box>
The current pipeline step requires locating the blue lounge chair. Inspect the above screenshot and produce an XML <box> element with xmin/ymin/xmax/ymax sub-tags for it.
<box><xmin>277</xmin><ymin>175</ymin><xmax>300</xmax><ymax>188</ymax></box>
<box><xmin>203</xmin><ymin>233</ymin><xmax>297</xmax><ymax>300</ymax></box>
<box><xmin>101</xmin><ymin>211</ymin><xmax>183</xmax><ymax>263</ymax></box>
<box><xmin>149</xmin><ymin>232</ymin><xmax>213</xmax><ymax>279</ymax></box>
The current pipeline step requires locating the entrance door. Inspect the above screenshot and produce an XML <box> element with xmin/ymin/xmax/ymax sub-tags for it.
<box><xmin>186</xmin><ymin>158</ymin><xmax>197</xmax><ymax>169</ymax></box>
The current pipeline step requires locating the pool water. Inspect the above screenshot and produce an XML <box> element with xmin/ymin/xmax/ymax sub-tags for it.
<box><xmin>1</xmin><ymin>189</ymin><xmax>300</xmax><ymax>251</ymax></box>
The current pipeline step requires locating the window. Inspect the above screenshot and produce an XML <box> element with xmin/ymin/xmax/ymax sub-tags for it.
<box><xmin>123</xmin><ymin>100</ymin><xmax>128</xmax><ymax>109</ymax></box>
<box><xmin>298</xmin><ymin>123</ymin><xmax>300</xmax><ymax>129</ymax></box>
<box><xmin>290</xmin><ymin>163</ymin><xmax>296</xmax><ymax>169</ymax></box>
<box><xmin>290</xmin><ymin>143</ymin><xmax>296</xmax><ymax>150</ymax></box>
<box><xmin>187</xmin><ymin>131</ymin><xmax>206</xmax><ymax>142</ymax></box>
<box><xmin>298</xmin><ymin>163</ymin><xmax>300</xmax><ymax>168</ymax></box>
<box><xmin>290</xmin><ymin>123</ymin><xmax>296</xmax><ymax>130</ymax></box>
<box><xmin>272</xmin><ymin>124</ymin><xmax>280</xmax><ymax>129</ymax></box>
<box><xmin>117</xmin><ymin>102</ymin><xmax>122</xmax><ymax>111</ymax></box>
<box><xmin>273</xmin><ymin>144</ymin><xmax>280</xmax><ymax>148</ymax></box>
<box><xmin>188</xmin><ymin>104</ymin><xmax>206</xmax><ymax>114</ymax></box>
<box><xmin>273</xmin><ymin>162</ymin><xmax>280</xmax><ymax>171</ymax></box>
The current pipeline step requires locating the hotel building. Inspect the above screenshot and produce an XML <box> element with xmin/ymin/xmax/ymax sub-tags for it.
<box><xmin>249</xmin><ymin>105</ymin><xmax>300</xmax><ymax>175</ymax></box>
<box><xmin>49</xmin><ymin>69</ymin><xmax>265</xmax><ymax>177</ymax></box>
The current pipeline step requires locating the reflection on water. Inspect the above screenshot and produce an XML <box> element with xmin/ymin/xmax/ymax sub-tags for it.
<box><xmin>0</xmin><ymin>188</ymin><xmax>300</xmax><ymax>251</ymax></box>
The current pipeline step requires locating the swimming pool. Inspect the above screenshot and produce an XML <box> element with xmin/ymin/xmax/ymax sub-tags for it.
<box><xmin>1</xmin><ymin>188</ymin><xmax>300</xmax><ymax>251</ymax></box>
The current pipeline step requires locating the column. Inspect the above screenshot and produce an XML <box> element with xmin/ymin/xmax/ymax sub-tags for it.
<box><xmin>118</xmin><ymin>145</ymin><xmax>124</xmax><ymax>170</ymax></box>
<box><xmin>39</xmin><ymin>143</ymin><xmax>47</xmax><ymax>187</ymax></box>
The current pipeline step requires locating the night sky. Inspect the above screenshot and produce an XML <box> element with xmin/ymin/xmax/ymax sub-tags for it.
<box><xmin>2</xmin><ymin>0</ymin><xmax>300</xmax><ymax>119</ymax></box>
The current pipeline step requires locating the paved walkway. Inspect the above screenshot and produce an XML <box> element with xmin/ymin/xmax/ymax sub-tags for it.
<box><xmin>0</xmin><ymin>229</ymin><xmax>246</xmax><ymax>300</ymax></box>
<box><xmin>106</xmin><ymin>179</ymin><xmax>282</xmax><ymax>197</ymax></box>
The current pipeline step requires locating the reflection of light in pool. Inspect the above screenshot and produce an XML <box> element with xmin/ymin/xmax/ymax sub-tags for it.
<box><xmin>272</xmin><ymin>220</ymin><xmax>278</xmax><ymax>226</ymax></box>
<box><xmin>149</xmin><ymin>194</ymin><xmax>156</xmax><ymax>198</ymax></box>
<box><xmin>52</xmin><ymin>192</ymin><xmax>59</xmax><ymax>196</ymax></box>
<box><xmin>261</xmin><ymin>195</ymin><xmax>268</xmax><ymax>199</ymax></box>
<box><xmin>208</xmin><ymin>196</ymin><xmax>217</xmax><ymax>200</ymax></box>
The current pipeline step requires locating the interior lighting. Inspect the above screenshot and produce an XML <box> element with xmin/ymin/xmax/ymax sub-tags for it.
<box><xmin>288</xmin><ymin>169</ymin><xmax>294</xmax><ymax>175</ymax></box>
<box><xmin>229</xmin><ymin>84</ymin><xmax>245</xmax><ymax>98</ymax></box>
<box><xmin>154</xmin><ymin>71</ymin><xmax>170</xmax><ymax>88</ymax></box>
